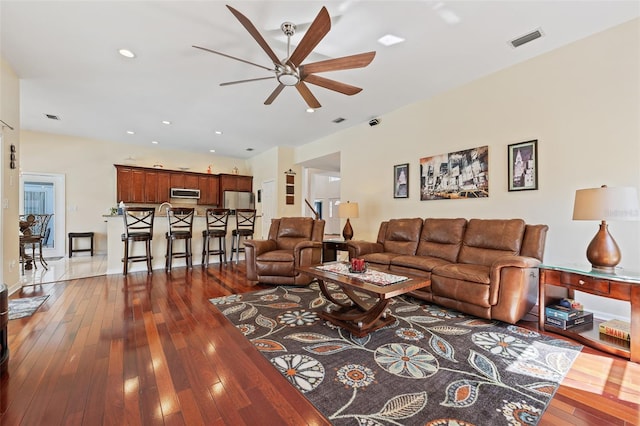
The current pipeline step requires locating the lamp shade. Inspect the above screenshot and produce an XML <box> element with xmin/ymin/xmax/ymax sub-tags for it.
<box><xmin>338</xmin><ymin>202</ymin><xmax>359</xmax><ymax>219</ymax></box>
<box><xmin>573</xmin><ymin>186</ymin><xmax>640</xmax><ymax>221</ymax></box>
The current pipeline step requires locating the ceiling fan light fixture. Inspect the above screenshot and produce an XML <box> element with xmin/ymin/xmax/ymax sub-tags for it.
<box><xmin>276</xmin><ymin>65</ymin><xmax>300</xmax><ymax>86</ymax></box>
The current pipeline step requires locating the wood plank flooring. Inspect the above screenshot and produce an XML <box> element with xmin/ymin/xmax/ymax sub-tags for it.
<box><xmin>2</xmin><ymin>264</ymin><xmax>638</xmax><ymax>425</ymax></box>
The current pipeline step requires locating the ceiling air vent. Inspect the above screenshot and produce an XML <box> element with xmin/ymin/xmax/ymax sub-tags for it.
<box><xmin>44</xmin><ymin>113</ymin><xmax>61</xmax><ymax>120</ymax></box>
<box><xmin>332</xmin><ymin>117</ymin><xmax>346</xmax><ymax>124</ymax></box>
<box><xmin>510</xmin><ymin>29</ymin><xmax>543</xmax><ymax>48</ymax></box>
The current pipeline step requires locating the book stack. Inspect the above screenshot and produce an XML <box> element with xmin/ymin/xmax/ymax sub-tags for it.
<box><xmin>545</xmin><ymin>304</ymin><xmax>593</xmax><ymax>330</ymax></box>
<box><xmin>598</xmin><ymin>319</ymin><xmax>631</xmax><ymax>341</ymax></box>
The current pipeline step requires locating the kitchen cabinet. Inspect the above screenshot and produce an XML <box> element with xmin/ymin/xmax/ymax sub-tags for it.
<box><xmin>144</xmin><ymin>171</ymin><xmax>158</xmax><ymax>203</ymax></box>
<box><xmin>198</xmin><ymin>175</ymin><xmax>220</xmax><ymax>205</ymax></box>
<box><xmin>116</xmin><ymin>166</ymin><xmax>133</xmax><ymax>203</ymax></box>
<box><xmin>184</xmin><ymin>174</ymin><xmax>199</xmax><ymax>189</ymax></box>
<box><xmin>131</xmin><ymin>169</ymin><xmax>146</xmax><ymax>202</ymax></box>
<box><xmin>170</xmin><ymin>172</ymin><xmax>184</xmax><ymax>189</ymax></box>
<box><xmin>157</xmin><ymin>172</ymin><xmax>171</xmax><ymax>202</ymax></box>
<box><xmin>220</xmin><ymin>174</ymin><xmax>253</xmax><ymax>193</ymax></box>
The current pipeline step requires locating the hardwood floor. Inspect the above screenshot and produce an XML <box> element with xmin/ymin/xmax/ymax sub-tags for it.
<box><xmin>2</xmin><ymin>264</ymin><xmax>639</xmax><ymax>425</ymax></box>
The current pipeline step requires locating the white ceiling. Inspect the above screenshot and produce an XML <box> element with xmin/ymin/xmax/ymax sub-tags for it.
<box><xmin>1</xmin><ymin>1</ymin><xmax>638</xmax><ymax>162</ymax></box>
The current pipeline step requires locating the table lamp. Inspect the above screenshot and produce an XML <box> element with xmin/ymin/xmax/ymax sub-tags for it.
<box><xmin>338</xmin><ymin>201</ymin><xmax>359</xmax><ymax>241</ymax></box>
<box><xmin>572</xmin><ymin>185</ymin><xmax>639</xmax><ymax>272</ymax></box>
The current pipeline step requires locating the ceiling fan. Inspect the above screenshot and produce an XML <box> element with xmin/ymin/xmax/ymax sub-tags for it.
<box><xmin>193</xmin><ymin>5</ymin><xmax>376</xmax><ymax>108</ymax></box>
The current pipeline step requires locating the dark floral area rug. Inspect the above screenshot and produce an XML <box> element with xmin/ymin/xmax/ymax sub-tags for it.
<box><xmin>9</xmin><ymin>295</ymin><xmax>49</xmax><ymax>320</ymax></box>
<box><xmin>211</xmin><ymin>283</ymin><xmax>581</xmax><ymax>425</ymax></box>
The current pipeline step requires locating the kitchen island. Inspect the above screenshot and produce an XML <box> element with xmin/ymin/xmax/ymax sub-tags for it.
<box><xmin>104</xmin><ymin>213</ymin><xmax>252</xmax><ymax>274</ymax></box>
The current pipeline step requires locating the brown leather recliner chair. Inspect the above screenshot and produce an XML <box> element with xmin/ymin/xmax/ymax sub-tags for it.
<box><xmin>244</xmin><ymin>217</ymin><xmax>325</xmax><ymax>285</ymax></box>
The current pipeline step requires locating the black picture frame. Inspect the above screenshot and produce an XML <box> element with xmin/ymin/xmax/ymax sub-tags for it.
<box><xmin>394</xmin><ymin>163</ymin><xmax>409</xmax><ymax>198</ymax></box>
<box><xmin>508</xmin><ymin>139</ymin><xmax>538</xmax><ymax>191</ymax></box>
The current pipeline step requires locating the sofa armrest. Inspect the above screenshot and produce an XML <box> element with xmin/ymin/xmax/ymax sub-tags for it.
<box><xmin>346</xmin><ymin>241</ymin><xmax>384</xmax><ymax>258</ymax></box>
<box><xmin>294</xmin><ymin>241</ymin><xmax>322</xmax><ymax>258</ymax></box>
<box><xmin>244</xmin><ymin>239</ymin><xmax>277</xmax><ymax>256</ymax></box>
<box><xmin>488</xmin><ymin>255</ymin><xmax>541</xmax><ymax>305</ymax></box>
<box><xmin>295</xmin><ymin>241</ymin><xmax>323</xmax><ymax>266</ymax></box>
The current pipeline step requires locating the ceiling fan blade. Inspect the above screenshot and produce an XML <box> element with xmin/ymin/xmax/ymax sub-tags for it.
<box><xmin>264</xmin><ymin>84</ymin><xmax>286</xmax><ymax>105</ymax></box>
<box><xmin>296</xmin><ymin>82</ymin><xmax>322</xmax><ymax>109</ymax></box>
<box><xmin>303</xmin><ymin>74</ymin><xmax>362</xmax><ymax>95</ymax></box>
<box><xmin>287</xmin><ymin>7</ymin><xmax>331</xmax><ymax>67</ymax></box>
<box><xmin>226</xmin><ymin>5</ymin><xmax>281</xmax><ymax>65</ymax></box>
<box><xmin>193</xmin><ymin>45</ymin><xmax>274</xmax><ymax>72</ymax></box>
<box><xmin>301</xmin><ymin>51</ymin><xmax>376</xmax><ymax>74</ymax></box>
<box><xmin>221</xmin><ymin>76</ymin><xmax>276</xmax><ymax>86</ymax></box>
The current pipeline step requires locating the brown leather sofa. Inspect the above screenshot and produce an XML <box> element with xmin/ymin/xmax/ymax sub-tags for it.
<box><xmin>245</xmin><ymin>217</ymin><xmax>325</xmax><ymax>285</ymax></box>
<box><xmin>347</xmin><ymin>218</ymin><xmax>548</xmax><ymax>324</ymax></box>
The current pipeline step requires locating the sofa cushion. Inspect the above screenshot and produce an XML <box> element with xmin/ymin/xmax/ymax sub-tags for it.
<box><xmin>391</xmin><ymin>254</ymin><xmax>451</xmax><ymax>273</ymax></box>
<box><xmin>458</xmin><ymin>219</ymin><xmax>525</xmax><ymax>266</ymax></box>
<box><xmin>256</xmin><ymin>250</ymin><xmax>296</xmax><ymax>276</ymax></box>
<box><xmin>415</xmin><ymin>218</ymin><xmax>467</xmax><ymax>262</ymax></box>
<box><xmin>432</xmin><ymin>263</ymin><xmax>491</xmax><ymax>284</ymax></box>
<box><xmin>275</xmin><ymin>217</ymin><xmax>314</xmax><ymax>250</ymax></box>
<box><xmin>382</xmin><ymin>218</ymin><xmax>423</xmax><ymax>255</ymax></box>
<box><xmin>362</xmin><ymin>252</ymin><xmax>398</xmax><ymax>267</ymax></box>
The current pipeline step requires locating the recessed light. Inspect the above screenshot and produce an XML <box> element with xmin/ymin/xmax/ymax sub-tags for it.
<box><xmin>209</xmin><ymin>149</ymin><xmax>216</xmax><ymax>153</ymax></box>
<box><xmin>162</xmin><ymin>120</ymin><xmax>171</xmax><ymax>125</ymax></box>
<box><xmin>306</xmin><ymin>108</ymin><xmax>315</xmax><ymax>113</ymax></box>
<box><xmin>151</xmin><ymin>140</ymin><xmax>158</xmax><ymax>144</ymax></box>
<box><xmin>126</xmin><ymin>130</ymin><xmax>135</xmax><ymax>135</ymax></box>
<box><xmin>215</xmin><ymin>130</ymin><xmax>223</xmax><ymax>135</ymax></box>
<box><xmin>377</xmin><ymin>34</ymin><xmax>405</xmax><ymax>47</ymax></box>
<box><xmin>118</xmin><ymin>48</ymin><xmax>136</xmax><ymax>58</ymax></box>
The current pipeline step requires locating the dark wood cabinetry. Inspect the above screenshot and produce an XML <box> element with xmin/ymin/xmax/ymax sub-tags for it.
<box><xmin>116</xmin><ymin>166</ymin><xmax>133</xmax><ymax>203</ymax></box>
<box><xmin>198</xmin><ymin>175</ymin><xmax>220</xmax><ymax>205</ymax></box>
<box><xmin>157</xmin><ymin>172</ymin><xmax>171</xmax><ymax>202</ymax></box>
<box><xmin>115</xmin><ymin>165</ymin><xmax>247</xmax><ymax>206</ymax></box>
<box><xmin>219</xmin><ymin>174</ymin><xmax>253</xmax><ymax>193</ymax></box>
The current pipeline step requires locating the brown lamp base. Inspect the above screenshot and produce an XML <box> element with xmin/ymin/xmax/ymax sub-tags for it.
<box><xmin>586</xmin><ymin>221</ymin><xmax>620</xmax><ymax>272</ymax></box>
<box><xmin>342</xmin><ymin>218</ymin><xmax>354</xmax><ymax>241</ymax></box>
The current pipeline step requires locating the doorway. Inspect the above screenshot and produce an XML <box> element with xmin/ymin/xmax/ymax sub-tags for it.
<box><xmin>261</xmin><ymin>179</ymin><xmax>276</xmax><ymax>239</ymax></box>
<box><xmin>19</xmin><ymin>173</ymin><xmax>65</xmax><ymax>257</ymax></box>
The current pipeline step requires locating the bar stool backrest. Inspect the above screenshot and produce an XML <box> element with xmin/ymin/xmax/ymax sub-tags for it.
<box><xmin>167</xmin><ymin>207</ymin><xmax>194</xmax><ymax>235</ymax></box>
<box><xmin>235</xmin><ymin>209</ymin><xmax>256</xmax><ymax>235</ymax></box>
<box><xmin>123</xmin><ymin>207</ymin><xmax>155</xmax><ymax>237</ymax></box>
<box><xmin>205</xmin><ymin>208</ymin><xmax>230</xmax><ymax>234</ymax></box>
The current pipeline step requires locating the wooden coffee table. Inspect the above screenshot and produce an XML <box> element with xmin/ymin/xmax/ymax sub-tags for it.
<box><xmin>298</xmin><ymin>262</ymin><xmax>431</xmax><ymax>337</ymax></box>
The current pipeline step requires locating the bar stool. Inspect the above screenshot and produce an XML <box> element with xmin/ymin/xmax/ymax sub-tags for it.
<box><xmin>202</xmin><ymin>208</ymin><xmax>230</xmax><ymax>266</ymax></box>
<box><xmin>230</xmin><ymin>209</ymin><xmax>256</xmax><ymax>264</ymax></box>
<box><xmin>165</xmin><ymin>207</ymin><xmax>194</xmax><ymax>272</ymax></box>
<box><xmin>122</xmin><ymin>207</ymin><xmax>155</xmax><ymax>275</ymax></box>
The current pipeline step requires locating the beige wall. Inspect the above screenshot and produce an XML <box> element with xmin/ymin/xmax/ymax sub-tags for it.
<box><xmin>1</xmin><ymin>57</ymin><xmax>21</xmax><ymax>288</ymax></box>
<box><xmin>20</xmin><ymin>130</ymin><xmax>250</xmax><ymax>256</ymax></box>
<box><xmin>295</xmin><ymin>19</ymin><xmax>640</xmax><ymax>318</ymax></box>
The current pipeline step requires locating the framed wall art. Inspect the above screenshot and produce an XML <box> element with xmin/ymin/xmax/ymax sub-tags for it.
<box><xmin>508</xmin><ymin>139</ymin><xmax>538</xmax><ymax>191</ymax></box>
<box><xmin>419</xmin><ymin>145</ymin><xmax>489</xmax><ymax>200</ymax></box>
<box><xmin>394</xmin><ymin>163</ymin><xmax>409</xmax><ymax>198</ymax></box>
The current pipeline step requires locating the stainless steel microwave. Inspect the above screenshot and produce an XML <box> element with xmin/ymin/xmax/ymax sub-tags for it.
<box><xmin>170</xmin><ymin>188</ymin><xmax>200</xmax><ymax>199</ymax></box>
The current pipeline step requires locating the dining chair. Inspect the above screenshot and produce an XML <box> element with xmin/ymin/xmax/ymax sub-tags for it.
<box><xmin>19</xmin><ymin>213</ymin><xmax>52</xmax><ymax>274</ymax></box>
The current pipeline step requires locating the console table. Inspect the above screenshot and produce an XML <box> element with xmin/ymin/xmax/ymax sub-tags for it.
<box><xmin>538</xmin><ymin>264</ymin><xmax>639</xmax><ymax>362</ymax></box>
